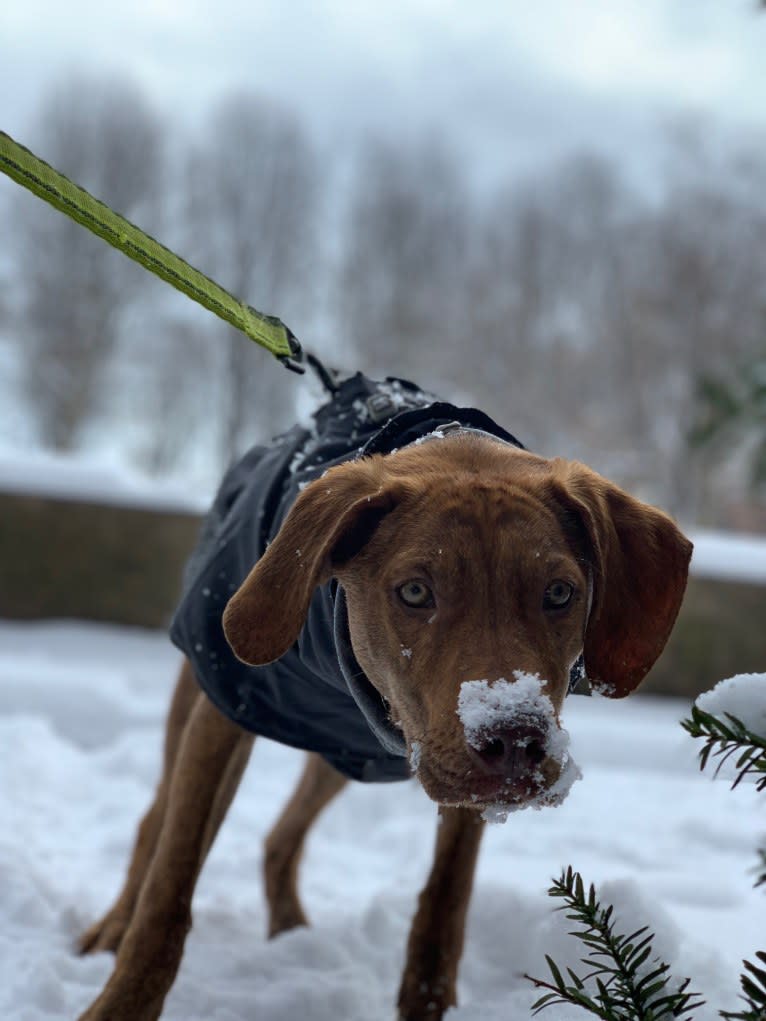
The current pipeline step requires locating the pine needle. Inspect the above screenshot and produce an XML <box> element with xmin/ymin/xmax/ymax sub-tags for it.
<box><xmin>681</xmin><ymin>706</ymin><xmax>766</xmax><ymax>792</ymax></box>
<box><xmin>720</xmin><ymin>951</ymin><xmax>766</xmax><ymax>1021</ymax></box>
<box><xmin>525</xmin><ymin>867</ymin><xmax>704</xmax><ymax>1019</ymax></box>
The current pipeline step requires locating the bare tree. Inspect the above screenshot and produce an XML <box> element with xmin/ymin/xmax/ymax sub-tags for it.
<box><xmin>633</xmin><ymin>180</ymin><xmax>766</xmax><ymax>518</ymax></box>
<box><xmin>465</xmin><ymin>142</ymin><xmax>766</xmax><ymax>524</ymax></box>
<box><xmin>12</xmin><ymin>73</ymin><xmax>164</xmax><ymax>450</ymax></box>
<box><xmin>180</xmin><ymin>94</ymin><xmax>321</xmax><ymax>467</ymax></box>
<box><xmin>9</xmin><ymin>72</ymin><xmax>764</xmax><ymax>530</ymax></box>
<box><xmin>118</xmin><ymin>311</ymin><xmax>219</xmax><ymax>478</ymax></box>
<box><xmin>337</xmin><ymin>135</ymin><xmax>473</xmax><ymax>391</ymax></box>
<box><xmin>459</xmin><ymin>155</ymin><xmax>633</xmax><ymax>454</ymax></box>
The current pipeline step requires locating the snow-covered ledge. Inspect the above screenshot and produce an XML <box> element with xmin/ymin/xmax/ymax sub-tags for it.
<box><xmin>0</xmin><ymin>449</ymin><xmax>209</xmax><ymax>514</ymax></box>
<box><xmin>689</xmin><ymin>529</ymin><xmax>766</xmax><ymax>585</ymax></box>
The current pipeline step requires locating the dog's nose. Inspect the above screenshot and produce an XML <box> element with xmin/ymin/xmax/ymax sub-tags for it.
<box><xmin>468</xmin><ymin>724</ymin><xmax>547</xmax><ymax>779</ymax></box>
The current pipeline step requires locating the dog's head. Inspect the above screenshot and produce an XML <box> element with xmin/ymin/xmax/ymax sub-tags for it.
<box><xmin>223</xmin><ymin>433</ymin><xmax>691</xmax><ymax>812</ymax></box>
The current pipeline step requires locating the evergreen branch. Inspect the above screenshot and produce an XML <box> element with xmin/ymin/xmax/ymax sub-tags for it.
<box><xmin>525</xmin><ymin>867</ymin><xmax>704</xmax><ymax>1019</ymax></box>
<box><xmin>681</xmin><ymin>707</ymin><xmax>766</xmax><ymax>792</ymax></box>
<box><xmin>690</xmin><ymin>360</ymin><xmax>766</xmax><ymax>488</ymax></box>
<box><xmin>720</xmin><ymin>951</ymin><xmax>766</xmax><ymax>1021</ymax></box>
<box><xmin>689</xmin><ymin>375</ymin><xmax>744</xmax><ymax>449</ymax></box>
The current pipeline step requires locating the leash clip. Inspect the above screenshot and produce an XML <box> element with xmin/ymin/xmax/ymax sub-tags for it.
<box><xmin>278</xmin><ymin>329</ymin><xmax>305</xmax><ymax>374</ymax></box>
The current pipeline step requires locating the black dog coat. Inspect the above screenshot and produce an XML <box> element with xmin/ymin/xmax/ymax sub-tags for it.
<box><xmin>170</xmin><ymin>374</ymin><xmax>521</xmax><ymax>782</ymax></box>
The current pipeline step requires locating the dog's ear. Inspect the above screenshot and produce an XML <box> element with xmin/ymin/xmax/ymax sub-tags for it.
<box><xmin>223</xmin><ymin>458</ymin><xmax>402</xmax><ymax>666</ymax></box>
<box><xmin>552</xmin><ymin>461</ymin><xmax>692</xmax><ymax>698</ymax></box>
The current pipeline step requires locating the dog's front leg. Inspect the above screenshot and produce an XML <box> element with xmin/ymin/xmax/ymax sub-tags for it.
<box><xmin>78</xmin><ymin>695</ymin><xmax>253</xmax><ymax>1021</ymax></box>
<box><xmin>397</xmin><ymin>807</ymin><xmax>485</xmax><ymax>1021</ymax></box>
<box><xmin>80</xmin><ymin>660</ymin><xmax>201</xmax><ymax>955</ymax></box>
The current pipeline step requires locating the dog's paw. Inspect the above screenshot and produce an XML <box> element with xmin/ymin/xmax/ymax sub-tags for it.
<box><xmin>266</xmin><ymin>900</ymin><xmax>309</xmax><ymax>939</ymax></box>
<box><xmin>397</xmin><ymin>981</ymin><xmax>454</xmax><ymax>1021</ymax></box>
<box><xmin>397</xmin><ymin>1007</ymin><xmax>449</xmax><ymax>1021</ymax></box>
<box><xmin>77</xmin><ymin>912</ymin><xmax>129</xmax><ymax>955</ymax></box>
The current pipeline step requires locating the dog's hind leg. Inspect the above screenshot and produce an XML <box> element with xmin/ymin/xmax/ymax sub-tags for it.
<box><xmin>264</xmin><ymin>752</ymin><xmax>347</xmax><ymax>937</ymax></box>
<box><xmin>78</xmin><ymin>690</ymin><xmax>253</xmax><ymax>1021</ymax></box>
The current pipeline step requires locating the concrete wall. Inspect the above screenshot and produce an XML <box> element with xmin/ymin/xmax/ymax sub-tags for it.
<box><xmin>2</xmin><ymin>489</ymin><xmax>765</xmax><ymax>699</ymax></box>
<box><xmin>642</xmin><ymin>575</ymin><xmax>766</xmax><ymax>698</ymax></box>
<box><xmin>0</xmin><ymin>490</ymin><xmax>200</xmax><ymax>629</ymax></box>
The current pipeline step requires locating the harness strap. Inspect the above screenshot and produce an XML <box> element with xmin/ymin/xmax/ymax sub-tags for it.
<box><xmin>305</xmin><ymin>352</ymin><xmax>341</xmax><ymax>395</ymax></box>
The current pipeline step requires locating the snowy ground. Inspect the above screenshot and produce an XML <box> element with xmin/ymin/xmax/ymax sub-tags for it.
<box><xmin>1</xmin><ymin>620</ymin><xmax>763</xmax><ymax>1021</ymax></box>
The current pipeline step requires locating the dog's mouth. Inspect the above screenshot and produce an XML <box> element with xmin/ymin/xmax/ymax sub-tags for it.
<box><xmin>418</xmin><ymin>674</ymin><xmax>582</xmax><ymax>819</ymax></box>
<box><xmin>414</xmin><ymin>722</ymin><xmax>580</xmax><ymax>816</ymax></box>
<box><xmin>416</xmin><ymin>755</ymin><xmax>568</xmax><ymax>807</ymax></box>
<box><xmin>419</xmin><ymin>756</ymin><xmax>582</xmax><ymax>820</ymax></box>
<box><xmin>480</xmin><ymin>752</ymin><xmax>582</xmax><ymax>821</ymax></box>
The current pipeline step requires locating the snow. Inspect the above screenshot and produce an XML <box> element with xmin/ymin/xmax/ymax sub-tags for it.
<box><xmin>688</xmin><ymin>528</ymin><xmax>766</xmax><ymax>584</ymax></box>
<box><xmin>414</xmin><ymin>428</ymin><xmax>447</xmax><ymax>444</ymax></box>
<box><xmin>458</xmin><ymin>673</ymin><xmax>558</xmax><ymax>749</ymax></box>
<box><xmin>696</xmin><ymin>673</ymin><xmax>766</xmax><ymax>740</ymax></box>
<box><xmin>2</xmin><ymin>619</ymin><xmax>764</xmax><ymax>1020</ymax></box>
<box><xmin>0</xmin><ymin>448</ymin><xmax>209</xmax><ymax>513</ymax></box>
<box><xmin>350</xmin><ymin>380</ymin><xmax>435</xmax><ymax>427</ymax></box>
<box><xmin>457</xmin><ymin>674</ymin><xmax>582</xmax><ymax>821</ymax></box>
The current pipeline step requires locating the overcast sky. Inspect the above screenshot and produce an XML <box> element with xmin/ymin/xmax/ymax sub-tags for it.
<box><xmin>2</xmin><ymin>0</ymin><xmax>766</xmax><ymax>193</ymax></box>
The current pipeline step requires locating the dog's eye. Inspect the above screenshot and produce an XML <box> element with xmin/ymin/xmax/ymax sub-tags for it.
<box><xmin>397</xmin><ymin>580</ymin><xmax>434</xmax><ymax>608</ymax></box>
<box><xmin>543</xmin><ymin>580</ymin><xmax>574</xmax><ymax>610</ymax></box>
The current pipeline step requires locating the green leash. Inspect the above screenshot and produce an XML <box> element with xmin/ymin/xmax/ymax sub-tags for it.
<box><xmin>0</xmin><ymin>130</ymin><xmax>303</xmax><ymax>369</ymax></box>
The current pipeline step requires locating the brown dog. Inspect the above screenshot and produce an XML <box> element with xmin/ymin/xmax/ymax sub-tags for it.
<box><xmin>77</xmin><ymin>411</ymin><xmax>691</xmax><ymax>1021</ymax></box>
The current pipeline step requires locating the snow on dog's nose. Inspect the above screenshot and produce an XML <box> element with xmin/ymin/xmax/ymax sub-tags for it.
<box><xmin>457</xmin><ymin>672</ymin><xmax>582</xmax><ymax>822</ymax></box>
